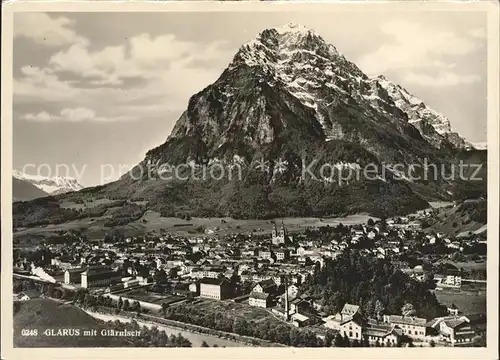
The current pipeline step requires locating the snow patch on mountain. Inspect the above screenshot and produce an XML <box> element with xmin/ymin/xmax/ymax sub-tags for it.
<box><xmin>374</xmin><ymin>75</ymin><xmax>452</xmax><ymax>134</ymax></box>
<box><xmin>13</xmin><ymin>170</ymin><xmax>84</xmax><ymax>195</ymax></box>
<box><xmin>471</xmin><ymin>141</ymin><xmax>487</xmax><ymax>150</ymax></box>
<box><xmin>231</xmin><ymin>23</ymin><xmax>471</xmax><ymax>150</ymax></box>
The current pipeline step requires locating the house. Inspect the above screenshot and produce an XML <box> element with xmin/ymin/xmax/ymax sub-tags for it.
<box><xmin>289</xmin><ymin>297</ymin><xmax>309</xmax><ymax>314</ymax></box>
<box><xmin>16</xmin><ymin>289</ymin><xmax>41</xmax><ymax>301</ymax></box>
<box><xmin>252</xmin><ymin>279</ymin><xmax>276</xmax><ymax>294</ymax></box>
<box><xmin>291</xmin><ymin>313</ymin><xmax>312</xmax><ymax>327</ymax></box>
<box><xmin>189</xmin><ymin>282</ymin><xmax>200</xmax><ymax>295</ymax></box>
<box><xmin>383</xmin><ymin>315</ymin><xmax>427</xmax><ymax>338</ymax></box>
<box><xmin>439</xmin><ymin>318</ymin><xmax>475</xmax><ymax>346</ymax></box>
<box><xmin>248</xmin><ymin>291</ymin><xmax>271</xmax><ymax>308</ymax></box>
<box><xmin>272</xmin><ymin>274</ymin><xmax>285</xmax><ymax>286</ymax></box>
<box><xmin>199</xmin><ymin>277</ymin><xmax>233</xmax><ymax>300</ymax></box>
<box><xmin>275</xmin><ymin>249</ymin><xmax>290</xmax><ymax>261</ymax></box>
<box><xmin>364</xmin><ymin>323</ymin><xmax>402</xmax><ymax>346</ymax></box>
<box><xmin>81</xmin><ymin>268</ymin><xmax>121</xmax><ymax>288</ymax></box>
<box><xmin>259</xmin><ymin>250</ymin><xmax>274</xmax><ymax>261</ymax></box>
<box><xmin>340</xmin><ymin>312</ymin><xmax>364</xmax><ymax>340</ymax></box>
<box><xmin>322</xmin><ymin>303</ymin><xmax>361</xmax><ymax>332</ymax></box>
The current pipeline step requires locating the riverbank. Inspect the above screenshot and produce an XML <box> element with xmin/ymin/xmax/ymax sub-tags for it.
<box><xmin>83</xmin><ymin>309</ymin><xmax>248</xmax><ymax>347</ymax></box>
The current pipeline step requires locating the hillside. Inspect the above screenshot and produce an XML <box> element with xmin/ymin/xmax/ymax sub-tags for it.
<box><xmin>13</xmin><ymin>177</ymin><xmax>49</xmax><ymax>202</ymax></box>
<box><xmin>423</xmin><ymin>198</ymin><xmax>487</xmax><ymax>236</ymax></box>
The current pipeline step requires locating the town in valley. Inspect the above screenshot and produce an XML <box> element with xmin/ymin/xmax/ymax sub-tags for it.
<box><xmin>13</xmin><ymin>202</ymin><xmax>487</xmax><ymax>348</ymax></box>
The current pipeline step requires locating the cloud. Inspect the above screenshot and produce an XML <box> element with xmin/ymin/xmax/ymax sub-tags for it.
<box><xmin>60</xmin><ymin>107</ymin><xmax>97</xmax><ymax>121</ymax></box>
<box><xmin>21</xmin><ymin>108</ymin><xmax>134</xmax><ymax>122</ymax></box>
<box><xmin>47</xmin><ymin>33</ymin><xmax>232</xmax><ymax>86</ymax></box>
<box><xmin>403</xmin><ymin>71</ymin><xmax>481</xmax><ymax>86</ymax></box>
<box><xmin>14</xmin><ymin>13</ymin><xmax>88</xmax><ymax>47</ymax></box>
<box><xmin>21</xmin><ymin>111</ymin><xmax>54</xmax><ymax>122</ymax></box>
<box><xmin>14</xmin><ymin>30</ymin><xmax>235</xmax><ymax>123</ymax></box>
<box><xmin>356</xmin><ymin>19</ymin><xmax>485</xmax><ymax>84</ymax></box>
<box><xmin>14</xmin><ymin>66</ymin><xmax>80</xmax><ymax>103</ymax></box>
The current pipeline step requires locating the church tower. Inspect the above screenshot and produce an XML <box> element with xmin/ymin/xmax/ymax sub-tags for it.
<box><xmin>272</xmin><ymin>222</ymin><xmax>278</xmax><ymax>239</ymax></box>
<box><xmin>280</xmin><ymin>220</ymin><xmax>286</xmax><ymax>237</ymax></box>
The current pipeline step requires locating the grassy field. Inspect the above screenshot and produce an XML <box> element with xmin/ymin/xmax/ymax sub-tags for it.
<box><xmin>435</xmin><ymin>289</ymin><xmax>486</xmax><ymax>315</ymax></box>
<box><xmin>14</xmin><ymin>208</ymin><xmax>377</xmax><ymax>243</ymax></box>
<box><xmin>447</xmin><ymin>261</ymin><xmax>487</xmax><ymax>271</ymax></box>
<box><xmin>13</xmin><ymin>298</ymin><xmax>130</xmax><ymax>347</ymax></box>
<box><xmin>119</xmin><ymin>288</ymin><xmax>184</xmax><ymax>305</ymax></box>
<box><xmin>126</xmin><ymin>211</ymin><xmax>378</xmax><ymax>236</ymax></box>
<box><xmin>189</xmin><ymin>298</ymin><xmax>282</xmax><ymax>324</ymax></box>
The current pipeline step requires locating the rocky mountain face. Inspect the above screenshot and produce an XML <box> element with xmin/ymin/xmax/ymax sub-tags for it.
<box><xmin>14</xmin><ymin>24</ymin><xmax>486</xmax><ymax>223</ymax></box>
<box><xmin>144</xmin><ymin>24</ymin><xmax>474</xmax><ymax>168</ymax></box>
<box><xmin>373</xmin><ymin>76</ymin><xmax>474</xmax><ymax>149</ymax></box>
<box><xmin>13</xmin><ymin>170</ymin><xmax>84</xmax><ymax>196</ymax></box>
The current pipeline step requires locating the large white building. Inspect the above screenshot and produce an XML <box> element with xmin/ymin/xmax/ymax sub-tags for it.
<box><xmin>199</xmin><ymin>277</ymin><xmax>233</xmax><ymax>300</ymax></box>
<box><xmin>81</xmin><ymin>268</ymin><xmax>121</xmax><ymax>289</ymax></box>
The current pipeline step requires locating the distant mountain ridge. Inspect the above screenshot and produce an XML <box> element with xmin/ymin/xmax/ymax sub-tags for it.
<box><xmin>13</xmin><ymin>170</ymin><xmax>84</xmax><ymax>196</ymax></box>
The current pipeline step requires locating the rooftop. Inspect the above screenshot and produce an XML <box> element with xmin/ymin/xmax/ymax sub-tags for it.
<box><xmin>385</xmin><ymin>315</ymin><xmax>427</xmax><ymax>326</ymax></box>
<box><xmin>341</xmin><ymin>303</ymin><xmax>360</xmax><ymax>315</ymax></box>
<box><xmin>249</xmin><ymin>292</ymin><xmax>270</xmax><ymax>300</ymax></box>
<box><xmin>443</xmin><ymin>319</ymin><xmax>467</xmax><ymax>329</ymax></box>
<box><xmin>200</xmin><ymin>277</ymin><xmax>229</xmax><ymax>286</ymax></box>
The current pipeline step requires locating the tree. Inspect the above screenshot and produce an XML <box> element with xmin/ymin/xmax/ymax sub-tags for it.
<box><xmin>374</xmin><ymin>300</ymin><xmax>385</xmax><ymax>320</ymax></box>
<box><xmin>117</xmin><ymin>297</ymin><xmax>123</xmax><ymax>310</ymax></box>
<box><xmin>324</xmin><ymin>330</ymin><xmax>335</xmax><ymax>347</ymax></box>
<box><xmin>201</xmin><ymin>341</ymin><xmax>209</xmax><ymax>347</ymax></box>
<box><xmin>334</xmin><ymin>333</ymin><xmax>344</xmax><ymax>347</ymax></box>
<box><xmin>429</xmin><ymin>340</ymin><xmax>436</xmax><ymax>347</ymax></box>
<box><xmin>401</xmin><ymin>303</ymin><xmax>416</xmax><ymax>317</ymax></box>
<box><xmin>342</xmin><ymin>334</ymin><xmax>350</xmax><ymax>347</ymax></box>
<box><xmin>154</xmin><ymin>270</ymin><xmax>168</xmax><ymax>284</ymax></box>
<box><xmin>161</xmin><ymin>302</ymin><xmax>169</xmax><ymax>315</ymax></box>
<box><xmin>168</xmin><ymin>267</ymin><xmax>179</xmax><ymax>279</ymax></box>
<box><xmin>123</xmin><ymin>299</ymin><xmax>130</xmax><ymax>311</ymax></box>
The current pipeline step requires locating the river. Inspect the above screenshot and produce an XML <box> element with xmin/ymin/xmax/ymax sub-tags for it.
<box><xmin>84</xmin><ymin>310</ymin><xmax>247</xmax><ymax>347</ymax></box>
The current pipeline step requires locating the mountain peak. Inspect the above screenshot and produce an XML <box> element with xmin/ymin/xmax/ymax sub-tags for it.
<box><xmin>273</xmin><ymin>22</ymin><xmax>314</xmax><ymax>35</ymax></box>
<box><xmin>233</xmin><ymin>23</ymin><xmax>344</xmax><ymax>72</ymax></box>
<box><xmin>13</xmin><ymin>170</ymin><xmax>84</xmax><ymax>195</ymax></box>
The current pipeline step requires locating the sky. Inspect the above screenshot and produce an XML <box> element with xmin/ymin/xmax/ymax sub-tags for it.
<box><xmin>12</xmin><ymin>10</ymin><xmax>488</xmax><ymax>186</ymax></box>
